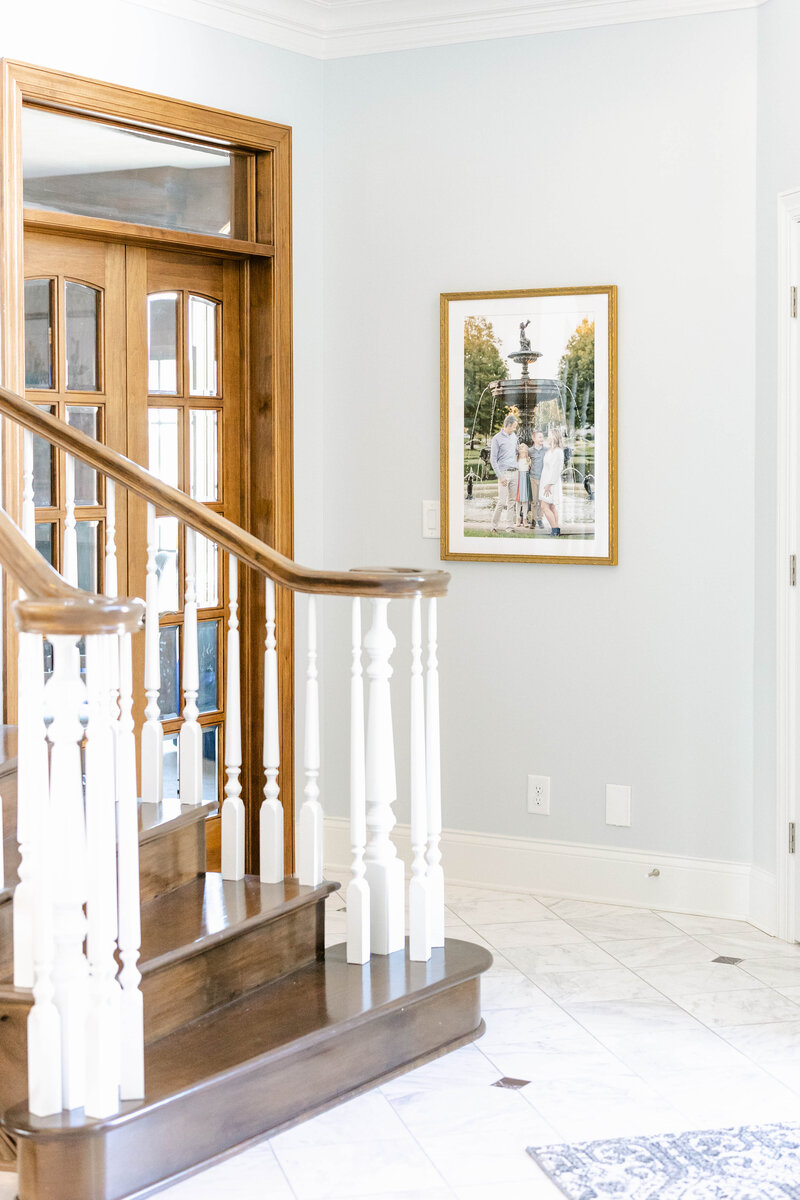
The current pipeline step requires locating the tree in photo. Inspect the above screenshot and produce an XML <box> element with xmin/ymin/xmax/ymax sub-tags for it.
<box><xmin>464</xmin><ymin>316</ymin><xmax>508</xmax><ymax>443</ymax></box>
<box><xmin>559</xmin><ymin>317</ymin><xmax>595</xmax><ymax>432</ymax></box>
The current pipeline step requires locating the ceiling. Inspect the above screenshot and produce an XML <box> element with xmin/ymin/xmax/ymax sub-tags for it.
<box><xmin>127</xmin><ymin>0</ymin><xmax>767</xmax><ymax>59</ymax></box>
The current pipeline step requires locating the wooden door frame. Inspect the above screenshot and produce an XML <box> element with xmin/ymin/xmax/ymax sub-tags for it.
<box><xmin>0</xmin><ymin>60</ymin><xmax>295</xmax><ymax>873</ymax></box>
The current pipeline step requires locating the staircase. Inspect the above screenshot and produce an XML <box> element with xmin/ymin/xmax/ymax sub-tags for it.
<box><xmin>0</xmin><ymin>387</ymin><xmax>491</xmax><ymax>1200</ymax></box>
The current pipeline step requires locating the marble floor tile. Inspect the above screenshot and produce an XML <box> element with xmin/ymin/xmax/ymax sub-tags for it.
<box><xmin>561</xmin><ymin>911</ymin><xmax>684</xmax><ymax>942</ymax></box>
<box><xmin>272</xmin><ymin>1138</ymin><xmax>448</xmax><ymax>1199</ymax></box>
<box><xmin>649</xmin><ymin>1066</ymin><xmax>800</xmax><ymax>1127</ymax></box>
<box><xmin>479</xmin><ymin>966</ymin><xmax>551</xmax><ymax>1011</ymax></box>
<box><xmin>549</xmin><ymin>899</ymin><xmax>650</xmax><ymax>920</ymax></box>
<box><xmin>597</xmin><ymin>1027</ymin><xmax>754</xmax><ymax>1076</ymax></box>
<box><xmin>483</xmin><ymin>1042</ymin><xmax>634</xmax><ymax>1084</ymax></box>
<box><xmin>713</xmin><ymin>1018</ymin><xmax>800</xmax><ymax>1064</ymax></box>
<box><xmin>695</xmin><ymin>934</ymin><xmax>800</xmax><ymax>961</ymax></box>
<box><xmin>659</xmin><ymin>912</ymin><xmax>785</xmax><ymax>942</ymax></box>
<box><xmin>480</xmin><ymin>1004</ymin><xmax>590</xmax><ymax>1054</ymax></box>
<box><xmin>413</xmin><ymin>1121</ymin><xmax>554</xmax><ymax>1189</ymax></box>
<box><xmin>379</xmin><ymin>1044</ymin><xmax>500</xmax><ymax>1100</ymax></box>
<box><xmin>635</xmin><ymin>961</ymin><xmax>764</xmax><ymax>999</ymax></box>
<box><xmin>389</xmin><ymin>1081</ymin><xmax>542</xmax><ymax>1142</ymax></box>
<box><xmin>598</xmin><ymin>935</ymin><xmax>714</xmax><ymax>969</ymax></box>
<box><xmin>533</xmin><ymin>966</ymin><xmax>661</xmax><ymax>1005</ymax></box>
<box><xmin>559</xmin><ymin>996</ymin><xmax>705</xmax><ymax>1040</ymax></box>
<box><xmin>453</xmin><ymin>1178</ymin><xmax>565</xmax><ymax>1200</ymax></box>
<box><xmin>740</xmin><ymin>958</ymin><xmax>800</xmax><ymax>988</ymax></box>
<box><xmin>673</xmin><ymin>987</ymin><xmax>800</xmax><ymax>1029</ymax></box>
<box><xmin>158</xmin><ymin>1141</ymin><xmax>294</xmax><ymax>1199</ymax></box>
<box><xmin>503</xmin><ymin>941</ymin><xmax>621</xmax><ymax>977</ymax></box>
<box><xmin>473</xmin><ymin>920</ymin><xmax>587</xmax><ymax>949</ymax></box>
<box><xmin>521</xmin><ymin>1068</ymin><xmax>688</xmax><ymax>1141</ymax></box>
<box><xmin>446</xmin><ymin>893</ymin><xmax>561</xmax><ymax>926</ymax></box>
<box><xmin>270</xmin><ymin>1093</ymin><xmax>409</xmax><ymax>1149</ymax></box>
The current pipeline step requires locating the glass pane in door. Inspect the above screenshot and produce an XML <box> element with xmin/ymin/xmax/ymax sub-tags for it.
<box><xmin>149</xmin><ymin>408</ymin><xmax>179</xmax><ymax>488</ymax></box>
<box><xmin>65</xmin><ymin>282</ymin><xmax>100</xmax><ymax>392</ymax></box>
<box><xmin>24</xmin><ymin>278</ymin><xmax>54</xmax><ymax>389</ymax></box>
<box><xmin>148</xmin><ymin>292</ymin><xmax>179</xmax><ymax>395</ymax></box>
<box><xmin>188</xmin><ymin>296</ymin><xmax>218</xmax><ymax>396</ymax></box>
<box><xmin>67</xmin><ymin>406</ymin><xmax>99</xmax><ymax>505</ymax></box>
<box><xmin>190</xmin><ymin>409</ymin><xmax>218</xmax><ymax>501</ymax></box>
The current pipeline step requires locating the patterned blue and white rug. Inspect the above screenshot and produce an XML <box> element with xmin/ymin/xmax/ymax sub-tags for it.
<box><xmin>527</xmin><ymin>1122</ymin><xmax>800</xmax><ymax>1198</ymax></box>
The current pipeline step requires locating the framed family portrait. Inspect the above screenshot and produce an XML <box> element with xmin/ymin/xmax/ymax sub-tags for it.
<box><xmin>440</xmin><ymin>286</ymin><xmax>617</xmax><ymax>565</ymax></box>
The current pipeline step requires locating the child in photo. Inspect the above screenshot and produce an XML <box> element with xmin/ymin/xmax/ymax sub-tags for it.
<box><xmin>515</xmin><ymin>442</ymin><xmax>533</xmax><ymax>529</ymax></box>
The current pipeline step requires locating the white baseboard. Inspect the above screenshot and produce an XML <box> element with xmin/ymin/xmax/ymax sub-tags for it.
<box><xmin>324</xmin><ymin>817</ymin><xmax>766</xmax><ymax>925</ymax></box>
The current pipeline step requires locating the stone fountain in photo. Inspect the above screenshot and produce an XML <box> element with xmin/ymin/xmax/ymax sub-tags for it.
<box><xmin>490</xmin><ymin>320</ymin><xmax>565</xmax><ymax>446</ymax></box>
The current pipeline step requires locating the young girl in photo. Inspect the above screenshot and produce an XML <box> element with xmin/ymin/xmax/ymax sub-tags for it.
<box><xmin>515</xmin><ymin>443</ymin><xmax>533</xmax><ymax>529</ymax></box>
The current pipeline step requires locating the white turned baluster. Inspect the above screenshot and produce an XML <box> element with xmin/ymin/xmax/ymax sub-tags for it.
<box><xmin>104</xmin><ymin>480</ymin><xmax>117</xmax><ymax>596</ymax></box>
<box><xmin>13</xmin><ymin>631</ymin><xmax>38</xmax><ymax>988</ymax></box>
<box><xmin>364</xmin><ymin>600</ymin><xmax>404</xmax><ymax>955</ymax></box>
<box><xmin>222</xmin><ymin>555</ymin><xmax>244</xmax><ymax>880</ymax></box>
<box><xmin>14</xmin><ymin>434</ymin><xmax>37</xmax><ymax>985</ymax></box>
<box><xmin>84</xmin><ymin>634</ymin><xmax>121</xmax><ymax>1118</ymax></box>
<box><xmin>409</xmin><ymin>596</ymin><xmax>431</xmax><ymax>961</ymax></box>
<box><xmin>425</xmin><ymin>599</ymin><xmax>445</xmax><ymax>948</ymax></box>
<box><xmin>260</xmin><ymin>579</ymin><xmax>283</xmax><ymax>883</ymax></box>
<box><xmin>298</xmin><ymin>596</ymin><xmax>323</xmax><ymax>887</ymax></box>
<box><xmin>46</xmin><ymin>636</ymin><xmax>88</xmax><ymax>1110</ymax></box>
<box><xmin>22</xmin><ymin>430</ymin><xmax>35</xmax><ymax>546</ymax></box>
<box><xmin>117</xmin><ymin>632</ymin><xmax>144</xmax><ymax>1100</ymax></box>
<box><xmin>141</xmin><ymin>504</ymin><xmax>163</xmax><ymax>805</ymax></box>
<box><xmin>347</xmin><ymin>599</ymin><xmax>370</xmax><ymax>964</ymax></box>
<box><xmin>179</xmin><ymin>528</ymin><xmax>202</xmax><ymax>805</ymax></box>
<box><xmin>26</xmin><ymin>632</ymin><xmax>62</xmax><ymax>1117</ymax></box>
<box><xmin>63</xmin><ymin>455</ymin><xmax>78</xmax><ymax>587</ymax></box>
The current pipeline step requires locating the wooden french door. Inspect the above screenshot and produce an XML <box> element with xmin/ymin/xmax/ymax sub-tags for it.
<box><xmin>24</xmin><ymin>231</ymin><xmax>244</xmax><ymax>822</ymax></box>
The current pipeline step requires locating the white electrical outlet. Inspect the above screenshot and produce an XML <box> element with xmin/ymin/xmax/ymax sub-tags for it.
<box><xmin>527</xmin><ymin>774</ymin><xmax>550</xmax><ymax>815</ymax></box>
<box><xmin>606</xmin><ymin>783</ymin><xmax>631</xmax><ymax>826</ymax></box>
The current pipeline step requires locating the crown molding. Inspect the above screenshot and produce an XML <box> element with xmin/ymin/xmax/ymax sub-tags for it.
<box><xmin>125</xmin><ymin>0</ymin><xmax>768</xmax><ymax>59</ymax></box>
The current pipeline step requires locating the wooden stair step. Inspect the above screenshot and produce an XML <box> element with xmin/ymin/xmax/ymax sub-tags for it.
<box><xmin>139</xmin><ymin>874</ymin><xmax>337</xmax><ymax>1040</ymax></box>
<box><xmin>138</xmin><ymin>800</ymin><xmax>216</xmax><ymax>903</ymax></box>
<box><xmin>4</xmin><ymin>938</ymin><xmax>492</xmax><ymax>1200</ymax></box>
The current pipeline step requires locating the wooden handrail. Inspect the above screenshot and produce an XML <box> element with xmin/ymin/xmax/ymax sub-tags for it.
<box><xmin>0</xmin><ymin>506</ymin><xmax>143</xmax><ymax>635</ymax></box>
<box><xmin>0</xmin><ymin>387</ymin><xmax>450</xmax><ymax>599</ymax></box>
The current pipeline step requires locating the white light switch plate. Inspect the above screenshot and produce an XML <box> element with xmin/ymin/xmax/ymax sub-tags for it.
<box><xmin>422</xmin><ymin>500</ymin><xmax>440</xmax><ymax>539</ymax></box>
<box><xmin>606</xmin><ymin>783</ymin><xmax>631</xmax><ymax>827</ymax></box>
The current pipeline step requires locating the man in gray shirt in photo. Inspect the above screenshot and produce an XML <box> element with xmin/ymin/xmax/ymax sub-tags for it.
<box><xmin>489</xmin><ymin>414</ymin><xmax>519</xmax><ymax>533</ymax></box>
<box><xmin>530</xmin><ymin>429</ymin><xmax>546</xmax><ymax>529</ymax></box>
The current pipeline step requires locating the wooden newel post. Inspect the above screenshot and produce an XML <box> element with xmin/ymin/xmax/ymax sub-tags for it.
<box><xmin>364</xmin><ymin>599</ymin><xmax>404</xmax><ymax>955</ymax></box>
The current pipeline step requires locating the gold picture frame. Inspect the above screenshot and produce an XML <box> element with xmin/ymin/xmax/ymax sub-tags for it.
<box><xmin>440</xmin><ymin>286</ymin><xmax>617</xmax><ymax>565</ymax></box>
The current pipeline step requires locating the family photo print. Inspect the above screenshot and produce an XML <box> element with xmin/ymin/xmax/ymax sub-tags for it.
<box><xmin>440</xmin><ymin>286</ymin><xmax>617</xmax><ymax>565</ymax></box>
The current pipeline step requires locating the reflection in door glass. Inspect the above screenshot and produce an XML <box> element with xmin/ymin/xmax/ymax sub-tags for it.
<box><xmin>155</xmin><ymin>516</ymin><xmax>180</xmax><ymax>613</ymax></box>
<box><xmin>76</xmin><ymin>520</ymin><xmax>101</xmax><ymax>592</ymax></box>
<box><xmin>67</xmin><ymin>406</ymin><xmax>99</xmax><ymax>505</ymax></box>
<box><xmin>202</xmin><ymin>725</ymin><xmax>219</xmax><ymax>804</ymax></box>
<box><xmin>198</xmin><ymin>620</ymin><xmax>219</xmax><ymax>713</ymax></box>
<box><xmin>148</xmin><ymin>408</ymin><xmax>179</xmax><ymax>489</ymax></box>
<box><xmin>65</xmin><ymin>282</ymin><xmax>100</xmax><ymax>392</ymax></box>
<box><xmin>148</xmin><ymin>292</ymin><xmax>179</xmax><ymax>395</ymax></box>
<box><xmin>33</xmin><ymin>405</ymin><xmax>55</xmax><ymax>508</ymax></box>
<box><xmin>35</xmin><ymin>523</ymin><xmax>55</xmax><ymax>566</ymax></box>
<box><xmin>188</xmin><ymin>296</ymin><xmax>218</xmax><ymax>396</ymax></box>
<box><xmin>162</xmin><ymin>733</ymin><xmax>179</xmax><ymax>801</ymax></box>
<box><xmin>24</xmin><ymin>279</ymin><xmax>54</xmax><ymax>389</ymax></box>
<box><xmin>158</xmin><ymin>626</ymin><xmax>180</xmax><ymax>720</ymax></box>
<box><xmin>190</xmin><ymin>410</ymin><xmax>218</xmax><ymax>501</ymax></box>
<box><xmin>196</xmin><ymin>534</ymin><xmax>219</xmax><ymax>608</ymax></box>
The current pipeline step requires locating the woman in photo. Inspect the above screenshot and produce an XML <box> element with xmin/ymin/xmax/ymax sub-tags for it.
<box><xmin>540</xmin><ymin>428</ymin><xmax>565</xmax><ymax>537</ymax></box>
<box><xmin>515</xmin><ymin>443</ymin><xmax>533</xmax><ymax>529</ymax></box>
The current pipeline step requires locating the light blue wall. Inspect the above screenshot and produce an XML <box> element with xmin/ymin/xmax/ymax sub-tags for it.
<box><xmin>321</xmin><ymin>14</ymin><xmax>758</xmax><ymax>864</ymax></box>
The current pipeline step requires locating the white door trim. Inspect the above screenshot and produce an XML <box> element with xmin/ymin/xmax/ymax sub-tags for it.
<box><xmin>776</xmin><ymin>187</ymin><xmax>800</xmax><ymax>942</ymax></box>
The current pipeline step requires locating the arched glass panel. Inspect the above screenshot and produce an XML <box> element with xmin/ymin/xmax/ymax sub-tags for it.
<box><xmin>65</xmin><ymin>281</ymin><xmax>100</xmax><ymax>392</ymax></box>
<box><xmin>24</xmin><ymin>278</ymin><xmax>54</xmax><ymax>389</ymax></box>
<box><xmin>188</xmin><ymin>296</ymin><xmax>218</xmax><ymax>396</ymax></box>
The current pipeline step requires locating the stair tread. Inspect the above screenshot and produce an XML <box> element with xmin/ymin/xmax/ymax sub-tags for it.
<box><xmin>138</xmin><ymin>874</ymin><xmax>338</xmax><ymax>974</ymax></box>
<box><xmin>8</xmin><ymin>937</ymin><xmax>491</xmax><ymax>1128</ymax></box>
<box><xmin>0</xmin><ymin>875</ymin><xmax>337</xmax><ymax>989</ymax></box>
<box><xmin>138</xmin><ymin>800</ymin><xmax>216</xmax><ymax>844</ymax></box>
